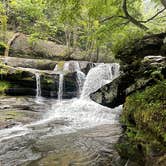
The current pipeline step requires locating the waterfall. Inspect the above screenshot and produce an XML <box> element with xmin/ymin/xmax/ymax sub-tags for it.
<box><xmin>81</xmin><ymin>63</ymin><xmax>120</xmax><ymax>99</ymax></box>
<box><xmin>53</xmin><ymin>61</ymin><xmax>119</xmax><ymax>101</ymax></box>
<box><xmin>76</xmin><ymin>70</ymin><xmax>86</xmax><ymax>95</ymax></box>
<box><xmin>53</xmin><ymin>64</ymin><xmax>58</xmax><ymax>72</ymax></box>
<box><xmin>74</xmin><ymin>62</ymin><xmax>86</xmax><ymax>95</ymax></box>
<box><xmin>58</xmin><ymin>74</ymin><xmax>64</xmax><ymax>101</ymax></box>
<box><xmin>0</xmin><ymin>62</ymin><xmax>122</xmax><ymax>144</ymax></box>
<box><xmin>35</xmin><ymin>73</ymin><xmax>41</xmax><ymax>97</ymax></box>
<box><xmin>63</xmin><ymin>61</ymin><xmax>86</xmax><ymax>95</ymax></box>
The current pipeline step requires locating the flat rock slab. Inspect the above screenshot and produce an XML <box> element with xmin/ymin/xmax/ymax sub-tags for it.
<box><xmin>0</xmin><ymin>96</ymin><xmax>53</xmax><ymax>129</ymax></box>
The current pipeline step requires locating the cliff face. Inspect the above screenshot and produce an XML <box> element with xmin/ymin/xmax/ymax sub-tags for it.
<box><xmin>91</xmin><ymin>33</ymin><xmax>166</xmax><ymax>166</ymax></box>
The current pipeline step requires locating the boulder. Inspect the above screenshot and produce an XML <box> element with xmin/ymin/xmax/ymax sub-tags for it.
<box><xmin>9</xmin><ymin>34</ymin><xmax>70</xmax><ymax>60</ymax></box>
<box><xmin>90</xmin><ymin>74</ymin><xmax>135</xmax><ymax>108</ymax></box>
<box><xmin>91</xmin><ymin>55</ymin><xmax>166</xmax><ymax>108</ymax></box>
<box><xmin>0</xmin><ymin>56</ymin><xmax>57</xmax><ymax>70</ymax></box>
<box><xmin>116</xmin><ymin>33</ymin><xmax>166</xmax><ymax>64</ymax></box>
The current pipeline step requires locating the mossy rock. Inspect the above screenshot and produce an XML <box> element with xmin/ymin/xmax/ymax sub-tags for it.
<box><xmin>119</xmin><ymin>80</ymin><xmax>166</xmax><ymax>165</ymax></box>
<box><xmin>116</xmin><ymin>33</ymin><xmax>166</xmax><ymax>64</ymax></box>
<box><xmin>0</xmin><ymin>81</ymin><xmax>10</xmax><ymax>94</ymax></box>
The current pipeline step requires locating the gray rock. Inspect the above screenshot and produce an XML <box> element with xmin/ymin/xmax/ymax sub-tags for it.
<box><xmin>0</xmin><ymin>56</ymin><xmax>57</xmax><ymax>70</ymax></box>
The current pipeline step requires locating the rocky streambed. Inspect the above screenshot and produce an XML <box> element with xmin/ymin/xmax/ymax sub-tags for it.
<box><xmin>0</xmin><ymin>61</ymin><xmax>123</xmax><ymax>166</ymax></box>
<box><xmin>0</xmin><ymin>97</ymin><xmax>122</xmax><ymax>166</ymax></box>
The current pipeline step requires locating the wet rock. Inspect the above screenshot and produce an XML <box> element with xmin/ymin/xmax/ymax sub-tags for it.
<box><xmin>0</xmin><ymin>63</ymin><xmax>79</xmax><ymax>98</ymax></box>
<box><xmin>0</xmin><ymin>96</ymin><xmax>53</xmax><ymax>129</ymax></box>
<box><xmin>90</xmin><ymin>74</ymin><xmax>134</xmax><ymax>108</ymax></box>
<box><xmin>6</xmin><ymin>88</ymin><xmax>36</xmax><ymax>96</ymax></box>
<box><xmin>91</xmin><ymin>55</ymin><xmax>166</xmax><ymax>108</ymax></box>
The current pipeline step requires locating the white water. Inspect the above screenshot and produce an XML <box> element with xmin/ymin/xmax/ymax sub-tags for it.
<box><xmin>35</xmin><ymin>73</ymin><xmax>41</xmax><ymax>97</ymax></box>
<box><xmin>63</xmin><ymin>61</ymin><xmax>86</xmax><ymax>95</ymax></box>
<box><xmin>81</xmin><ymin>63</ymin><xmax>120</xmax><ymax>98</ymax></box>
<box><xmin>53</xmin><ymin>64</ymin><xmax>58</xmax><ymax>71</ymax></box>
<box><xmin>0</xmin><ymin>62</ymin><xmax>121</xmax><ymax>142</ymax></box>
<box><xmin>58</xmin><ymin>73</ymin><xmax>64</xmax><ymax>102</ymax></box>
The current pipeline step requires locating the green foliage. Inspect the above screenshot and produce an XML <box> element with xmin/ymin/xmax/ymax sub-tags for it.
<box><xmin>0</xmin><ymin>1</ymin><xmax>7</xmax><ymax>44</ymax></box>
<box><xmin>0</xmin><ymin>81</ymin><xmax>10</xmax><ymax>94</ymax></box>
<box><xmin>111</xmin><ymin>26</ymin><xmax>145</xmax><ymax>55</ymax></box>
<box><xmin>0</xmin><ymin>0</ymin><xmax>165</xmax><ymax>59</ymax></box>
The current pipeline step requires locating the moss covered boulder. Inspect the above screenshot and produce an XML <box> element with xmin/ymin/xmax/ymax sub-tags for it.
<box><xmin>117</xmin><ymin>80</ymin><xmax>166</xmax><ymax>166</ymax></box>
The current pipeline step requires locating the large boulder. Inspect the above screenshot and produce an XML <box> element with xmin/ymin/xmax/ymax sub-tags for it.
<box><xmin>116</xmin><ymin>33</ymin><xmax>166</xmax><ymax>64</ymax></box>
<box><xmin>9</xmin><ymin>34</ymin><xmax>70</xmax><ymax>60</ymax></box>
<box><xmin>4</xmin><ymin>31</ymin><xmax>114</xmax><ymax>62</ymax></box>
<box><xmin>91</xmin><ymin>55</ymin><xmax>166</xmax><ymax>108</ymax></box>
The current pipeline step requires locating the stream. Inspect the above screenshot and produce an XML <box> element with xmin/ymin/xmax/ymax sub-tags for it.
<box><xmin>0</xmin><ymin>63</ymin><xmax>122</xmax><ymax>166</ymax></box>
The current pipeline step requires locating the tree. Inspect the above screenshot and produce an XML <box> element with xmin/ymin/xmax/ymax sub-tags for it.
<box><xmin>1</xmin><ymin>0</ymin><xmax>166</xmax><ymax>60</ymax></box>
<box><xmin>0</xmin><ymin>1</ymin><xmax>7</xmax><ymax>42</ymax></box>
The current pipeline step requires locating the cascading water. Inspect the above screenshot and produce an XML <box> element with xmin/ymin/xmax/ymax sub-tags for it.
<box><xmin>46</xmin><ymin>62</ymin><xmax>121</xmax><ymax>130</ymax></box>
<box><xmin>52</xmin><ymin>64</ymin><xmax>64</xmax><ymax>101</ymax></box>
<box><xmin>58</xmin><ymin>73</ymin><xmax>64</xmax><ymax>102</ymax></box>
<box><xmin>53</xmin><ymin>64</ymin><xmax>58</xmax><ymax>71</ymax></box>
<box><xmin>63</xmin><ymin>61</ymin><xmax>86</xmax><ymax>95</ymax></box>
<box><xmin>0</xmin><ymin>62</ymin><xmax>120</xmax><ymax>137</ymax></box>
<box><xmin>74</xmin><ymin>62</ymin><xmax>86</xmax><ymax>95</ymax></box>
<box><xmin>0</xmin><ymin>62</ymin><xmax>122</xmax><ymax>166</ymax></box>
<box><xmin>81</xmin><ymin>63</ymin><xmax>120</xmax><ymax>99</ymax></box>
<box><xmin>35</xmin><ymin>73</ymin><xmax>41</xmax><ymax>98</ymax></box>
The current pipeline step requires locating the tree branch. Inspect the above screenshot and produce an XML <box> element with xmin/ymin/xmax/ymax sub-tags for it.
<box><xmin>140</xmin><ymin>8</ymin><xmax>166</xmax><ymax>23</ymax></box>
<box><xmin>99</xmin><ymin>15</ymin><xmax>127</xmax><ymax>23</ymax></box>
<box><xmin>122</xmin><ymin>0</ymin><xmax>148</xmax><ymax>30</ymax></box>
<box><xmin>100</xmin><ymin>0</ymin><xmax>166</xmax><ymax>31</ymax></box>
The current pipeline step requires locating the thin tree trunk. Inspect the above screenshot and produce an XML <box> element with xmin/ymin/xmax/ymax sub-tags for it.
<box><xmin>96</xmin><ymin>46</ymin><xmax>100</xmax><ymax>62</ymax></box>
<box><xmin>73</xmin><ymin>27</ymin><xmax>78</xmax><ymax>51</ymax></box>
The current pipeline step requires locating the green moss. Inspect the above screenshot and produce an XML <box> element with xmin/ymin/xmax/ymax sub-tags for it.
<box><xmin>0</xmin><ymin>81</ymin><xmax>10</xmax><ymax>94</ymax></box>
<box><xmin>56</xmin><ymin>61</ymin><xmax>65</xmax><ymax>71</ymax></box>
<box><xmin>118</xmin><ymin>80</ymin><xmax>166</xmax><ymax>164</ymax></box>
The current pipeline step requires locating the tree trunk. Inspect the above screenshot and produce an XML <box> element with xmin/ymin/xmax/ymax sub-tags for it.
<box><xmin>73</xmin><ymin>27</ymin><xmax>78</xmax><ymax>51</ymax></box>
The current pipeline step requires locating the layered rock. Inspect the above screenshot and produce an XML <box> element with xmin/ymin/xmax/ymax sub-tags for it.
<box><xmin>0</xmin><ymin>63</ymin><xmax>78</xmax><ymax>98</ymax></box>
<box><xmin>116</xmin><ymin>33</ymin><xmax>166</xmax><ymax>64</ymax></box>
<box><xmin>0</xmin><ymin>56</ymin><xmax>57</xmax><ymax>70</ymax></box>
<box><xmin>0</xmin><ymin>58</ymin><xmax>96</xmax><ymax>98</ymax></box>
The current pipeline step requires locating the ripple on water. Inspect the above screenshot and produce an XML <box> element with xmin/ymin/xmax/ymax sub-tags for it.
<box><xmin>0</xmin><ymin>97</ymin><xmax>122</xmax><ymax>166</ymax></box>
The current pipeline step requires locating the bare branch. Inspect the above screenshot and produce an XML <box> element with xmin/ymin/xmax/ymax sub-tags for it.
<box><xmin>99</xmin><ymin>15</ymin><xmax>127</xmax><ymax>23</ymax></box>
<box><xmin>122</xmin><ymin>0</ymin><xmax>148</xmax><ymax>30</ymax></box>
<box><xmin>140</xmin><ymin>8</ymin><xmax>166</xmax><ymax>23</ymax></box>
